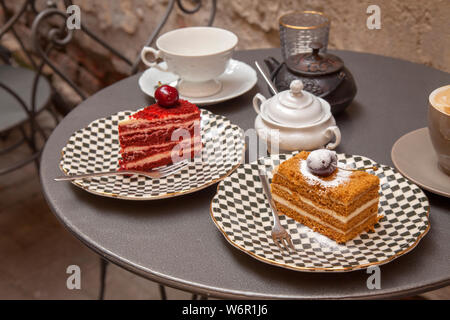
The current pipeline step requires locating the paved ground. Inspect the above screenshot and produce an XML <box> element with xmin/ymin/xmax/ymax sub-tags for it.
<box><xmin>0</xmin><ymin>111</ymin><xmax>448</xmax><ymax>300</ymax></box>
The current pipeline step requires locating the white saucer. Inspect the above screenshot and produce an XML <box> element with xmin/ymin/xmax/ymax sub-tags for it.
<box><xmin>138</xmin><ymin>59</ymin><xmax>257</xmax><ymax>106</ymax></box>
<box><xmin>391</xmin><ymin>127</ymin><xmax>450</xmax><ymax>198</ymax></box>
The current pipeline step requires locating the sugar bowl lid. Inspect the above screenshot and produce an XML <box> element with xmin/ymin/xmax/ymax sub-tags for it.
<box><xmin>266</xmin><ymin>80</ymin><xmax>325</xmax><ymax>126</ymax></box>
<box><xmin>286</xmin><ymin>42</ymin><xmax>344</xmax><ymax>76</ymax></box>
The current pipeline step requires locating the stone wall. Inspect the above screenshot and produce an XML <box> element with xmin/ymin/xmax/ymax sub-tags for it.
<box><xmin>2</xmin><ymin>0</ymin><xmax>449</xmax><ymax>105</ymax></box>
<box><xmin>76</xmin><ymin>0</ymin><xmax>450</xmax><ymax>72</ymax></box>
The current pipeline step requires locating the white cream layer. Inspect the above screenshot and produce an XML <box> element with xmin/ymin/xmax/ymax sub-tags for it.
<box><xmin>119</xmin><ymin>112</ymin><xmax>197</xmax><ymax>126</ymax></box>
<box><xmin>272</xmin><ymin>194</ymin><xmax>378</xmax><ymax>235</ymax></box>
<box><xmin>273</xmin><ymin>184</ymin><xmax>379</xmax><ymax>224</ymax></box>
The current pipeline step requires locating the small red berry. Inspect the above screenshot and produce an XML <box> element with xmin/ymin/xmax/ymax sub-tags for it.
<box><xmin>155</xmin><ymin>85</ymin><xmax>179</xmax><ymax>107</ymax></box>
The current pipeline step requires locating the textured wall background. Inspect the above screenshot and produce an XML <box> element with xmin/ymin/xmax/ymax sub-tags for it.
<box><xmin>1</xmin><ymin>0</ymin><xmax>449</xmax><ymax>103</ymax></box>
<box><xmin>75</xmin><ymin>0</ymin><xmax>450</xmax><ymax>72</ymax></box>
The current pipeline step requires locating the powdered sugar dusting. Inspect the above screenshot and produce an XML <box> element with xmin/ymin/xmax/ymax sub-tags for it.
<box><xmin>299</xmin><ymin>159</ymin><xmax>351</xmax><ymax>188</ymax></box>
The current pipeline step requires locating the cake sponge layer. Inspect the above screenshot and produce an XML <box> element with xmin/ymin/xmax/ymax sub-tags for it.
<box><xmin>274</xmin><ymin>199</ymin><xmax>381</xmax><ymax>243</ymax></box>
<box><xmin>271</xmin><ymin>183</ymin><xmax>379</xmax><ymax>231</ymax></box>
<box><xmin>270</xmin><ymin>151</ymin><xmax>380</xmax><ymax>243</ymax></box>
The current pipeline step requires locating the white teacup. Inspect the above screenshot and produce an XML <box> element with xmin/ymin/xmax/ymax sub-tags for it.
<box><xmin>141</xmin><ymin>27</ymin><xmax>238</xmax><ymax>98</ymax></box>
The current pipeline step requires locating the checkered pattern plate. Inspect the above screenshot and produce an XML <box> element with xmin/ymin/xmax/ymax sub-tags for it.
<box><xmin>59</xmin><ymin>109</ymin><xmax>245</xmax><ymax>200</ymax></box>
<box><xmin>210</xmin><ymin>152</ymin><xmax>430</xmax><ymax>272</ymax></box>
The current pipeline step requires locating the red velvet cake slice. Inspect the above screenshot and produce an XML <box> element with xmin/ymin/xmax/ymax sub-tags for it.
<box><xmin>118</xmin><ymin>99</ymin><xmax>201</xmax><ymax>171</ymax></box>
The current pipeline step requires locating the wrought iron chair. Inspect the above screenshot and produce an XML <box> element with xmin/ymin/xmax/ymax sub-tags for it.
<box><xmin>30</xmin><ymin>0</ymin><xmax>217</xmax><ymax>300</ymax></box>
<box><xmin>31</xmin><ymin>0</ymin><xmax>216</xmax><ymax>107</ymax></box>
<box><xmin>0</xmin><ymin>0</ymin><xmax>58</xmax><ymax>175</ymax></box>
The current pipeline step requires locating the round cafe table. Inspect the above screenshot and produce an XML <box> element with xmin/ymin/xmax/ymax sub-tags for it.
<box><xmin>40</xmin><ymin>49</ymin><xmax>450</xmax><ymax>299</ymax></box>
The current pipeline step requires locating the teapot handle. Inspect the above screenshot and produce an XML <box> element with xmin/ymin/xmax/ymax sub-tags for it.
<box><xmin>253</xmin><ymin>93</ymin><xmax>267</xmax><ymax>115</ymax></box>
<box><xmin>324</xmin><ymin>126</ymin><xmax>341</xmax><ymax>149</ymax></box>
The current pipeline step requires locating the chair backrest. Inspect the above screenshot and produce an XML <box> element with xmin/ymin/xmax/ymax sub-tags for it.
<box><xmin>30</xmin><ymin>0</ymin><xmax>217</xmax><ymax>102</ymax></box>
<box><xmin>0</xmin><ymin>0</ymin><xmax>42</xmax><ymax>116</ymax></box>
<box><xmin>0</xmin><ymin>0</ymin><xmax>49</xmax><ymax>175</ymax></box>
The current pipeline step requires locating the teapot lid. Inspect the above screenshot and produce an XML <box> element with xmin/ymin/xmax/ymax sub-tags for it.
<box><xmin>278</xmin><ymin>79</ymin><xmax>312</xmax><ymax>108</ymax></box>
<box><xmin>286</xmin><ymin>42</ymin><xmax>344</xmax><ymax>76</ymax></box>
<box><xmin>266</xmin><ymin>80</ymin><xmax>325</xmax><ymax>126</ymax></box>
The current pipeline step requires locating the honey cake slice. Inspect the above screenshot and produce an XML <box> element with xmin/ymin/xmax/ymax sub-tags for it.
<box><xmin>271</xmin><ymin>151</ymin><xmax>380</xmax><ymax>243</ymax></box>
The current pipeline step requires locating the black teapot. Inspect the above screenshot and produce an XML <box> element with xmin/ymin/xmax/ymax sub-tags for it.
<box><xmin>264</xmin><ymin>42</ymin><xmax>357</xmax><ymax>115</ymax></box>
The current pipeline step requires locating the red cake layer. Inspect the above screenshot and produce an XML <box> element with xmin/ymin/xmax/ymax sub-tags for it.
<box><xmin>118</xmin><ymin>100</ymin><xmax>201</xmax><ymax>171</ymax></box>
<box><xmin>119</xmin><ymin>142</ymin><xmax>202</xmax><ymax>171</ymax></box>
<box><xmin>120</xmin><ymin>136</ymin><xmax>201</xmax><ymax>163</ymax></box>
<box><xmin>119</xmin><ymin>122</ymin><xmax>199</xmax><ymax>147</ymax></box>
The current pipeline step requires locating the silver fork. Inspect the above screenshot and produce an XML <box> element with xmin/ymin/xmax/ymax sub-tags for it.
<box><xmin>54</xmin><ymin>160</ymin><xmax>189</xmax><ymax>181</ymax></box>
<box><xmin>258</xmin><ymin>170</ymin><xmax>295</xmax><ymax>252</ymax></box>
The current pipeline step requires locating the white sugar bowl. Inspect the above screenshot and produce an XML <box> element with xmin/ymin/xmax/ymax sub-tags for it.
<box><xmin>253</xmin><ymin>80</ymin><xmax>341</xmax><ymax>153</ymax></box>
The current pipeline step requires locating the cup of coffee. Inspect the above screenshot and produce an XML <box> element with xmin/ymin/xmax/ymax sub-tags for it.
<box><xmin>141</xmin><ymin>27</ymin><xmax>238</xmax><ymax>98</ymax></box>
<box><xmin>428</xmin><ymin>84</ymin><xmax>450</xmax><ymax>175</ymax></box>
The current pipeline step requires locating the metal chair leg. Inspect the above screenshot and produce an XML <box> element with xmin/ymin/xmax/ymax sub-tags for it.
<box><xmin>98</xmin><ymin>257</ymin><xmax>167</xmax><ymax>300</ymax></box>
<box><xmin>33</xmin><ymin>154</ymin><xmax>40</xmax><ymax>173</ymax></box>
<box><xmin>46</xmin><ymin>103</ymin><xmax>60</xmax><ymax>126</ymax></box>
<box><xmin>191</xmin><ymin>293</ymin><xmax>207</xmax><ymax>300</ymax></box>
<box><xmin>17</xmin><ymin>125</ymin><xmax>41</xmax><ymax>173</ymax></box>
<box><xmin>159</xmin><ymin>284</ymin><xmax>167</xmax><ymax>300</ymax></box>
<box><xmin>99</xmin><ymin>258</ymin><xmax>108</xmax><ymax>300</ymax></box>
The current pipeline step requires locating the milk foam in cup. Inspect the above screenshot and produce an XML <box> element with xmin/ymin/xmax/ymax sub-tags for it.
<box><xmin>428</xmin><ymin>85</ymin><xmax>450</xmax><ymax>175</ymax></box>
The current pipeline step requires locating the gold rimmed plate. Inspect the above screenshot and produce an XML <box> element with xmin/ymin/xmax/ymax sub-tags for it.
<box><xmin>210</xmin><ymin>153</ymin><xmax>430</xmax><ymax>272</ymax></box>
<box><xmin>59</xmin><ymin>109</ymin><xmax>245</xmax><ymax>200</ymax></box>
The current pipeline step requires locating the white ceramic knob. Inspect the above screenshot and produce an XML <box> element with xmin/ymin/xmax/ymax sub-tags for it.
<box><xmin>290</xmin><ymin>80</ymin><xmax>304</xmax><ymax>96</ymax></box>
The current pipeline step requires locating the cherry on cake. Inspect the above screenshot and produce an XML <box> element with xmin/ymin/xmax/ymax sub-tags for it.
<box><xmin>118</xmin><ymin>95</ymin><xmax>201</xmax><ymax>171</ymax></box>
<box><xmin>270</xmin><ymin>150</ymin><xmax>380</xmax><ymax>243</ymax></box>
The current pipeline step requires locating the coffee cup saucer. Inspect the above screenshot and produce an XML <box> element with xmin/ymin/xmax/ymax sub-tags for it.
<box><xmin>391</xmin><ymin>127</ymin><xmax>450</xmax><ymax>198</ymax></box>
<box><xmin>138</xmin><ymin>59</ymin><xmax>257</xmax><ymax>106</ymax></box>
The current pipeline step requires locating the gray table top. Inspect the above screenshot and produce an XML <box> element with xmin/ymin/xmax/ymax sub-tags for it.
<box><xmin>40</xmin><ymin>48</ymin><xmax>450</xmax><ymax>299</ymax></box>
